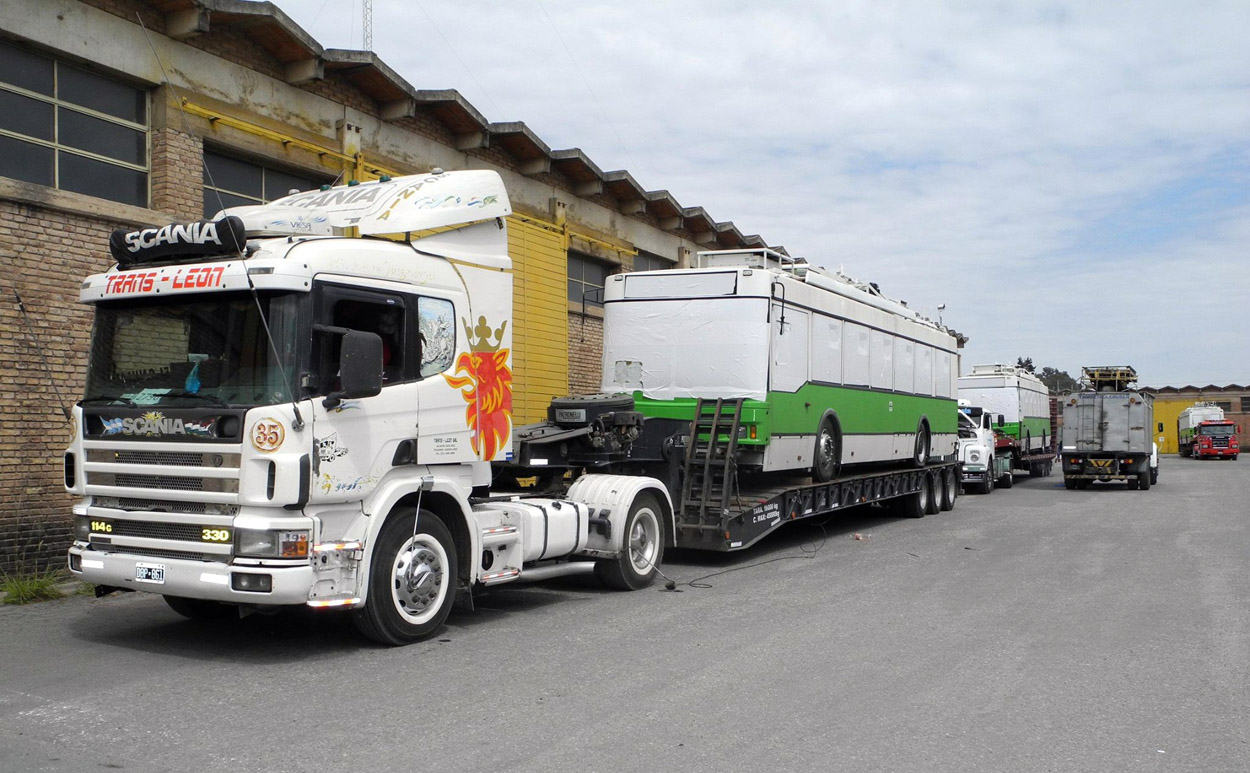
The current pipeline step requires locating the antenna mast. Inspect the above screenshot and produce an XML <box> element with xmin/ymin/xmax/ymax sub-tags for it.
<box><xmin>363</xmin><ymin>0</ymin><xmax>373</xmax><ymax>50</ymax></box>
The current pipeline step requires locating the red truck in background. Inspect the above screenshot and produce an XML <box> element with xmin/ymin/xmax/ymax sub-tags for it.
<box><xmin>1178</xmin><ymin>403</ymin><xmax>1240</xmax><ymax>460</ymax></box>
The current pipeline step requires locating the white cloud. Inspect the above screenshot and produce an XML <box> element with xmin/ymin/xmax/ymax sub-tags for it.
<box><xmin>276</xmin><ymin>0</ymin><xmax>1250</xmax><ymax>386</ymax></box>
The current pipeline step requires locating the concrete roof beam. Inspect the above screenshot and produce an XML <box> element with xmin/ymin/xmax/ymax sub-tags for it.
<box><xmin>380</xmin><ymin>98</ymin><xmax>416</xmax><ymax>121</ymax></box>
<box><xmin>283</xmin><ymin>58</ymin><xmax>323</xmax><ymax>85</ymax></box>
<box><xmin>166</xmin><ymin>8</ymin><xmax>210</xmax><ymax>40</ymax></box>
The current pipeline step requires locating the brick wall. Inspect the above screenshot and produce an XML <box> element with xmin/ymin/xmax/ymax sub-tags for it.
<box><xmin>0</xmin><ymin>201</ymin><xmax>119</xmax><ymax>573</ymax></box>
<box><xmin>568</xmin><ymin>312</ymin><xmax>604</xmax><ymax>395</ymax></box>
<box><xmin>151</xmin><ymin>128</ymin><xmax>204</xmax><ymax>221</ymax></box>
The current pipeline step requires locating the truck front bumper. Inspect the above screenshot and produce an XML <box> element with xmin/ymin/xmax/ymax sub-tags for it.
<box><xmin>68</xmin><ymin>543</ymin><xmax>314</xmax><ymax>605</ymax></box>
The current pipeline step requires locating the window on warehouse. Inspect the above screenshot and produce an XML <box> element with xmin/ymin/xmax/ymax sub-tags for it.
<box><xmin>0</xmin><ymin>39</ymin><xmax>149</xmax><ymax>207</ymax></box>
<box><xmin>632</xmin><ymin>251</ymin><xmax>673</xmax><ymax>272</ymax></box>
<box><xmin>202</xmin><ymin>150</ymin><xmax>332</xmax><ymax>218</ymax></box>
<box><xmin>568</xmin><ymin>251</ymin><xmax>612</xmax><ymax>308</ymax></box>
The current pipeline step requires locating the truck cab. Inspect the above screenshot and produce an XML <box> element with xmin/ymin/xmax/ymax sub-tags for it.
<box><xmin>64</xmin><ymin>171</ymin><xmax>672</xmax><ymax>645</ymax></box>
<box><xmin>957</xmin><ymin>401</ymin><xmax>1011</xmax><ymax>494</ymax></box>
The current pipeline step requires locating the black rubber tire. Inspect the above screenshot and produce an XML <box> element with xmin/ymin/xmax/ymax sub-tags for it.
<box><xmin>1000</xmin><ymin>470</ymin><xmax>1014</xmax><ymax>489</ymax></box>
<box><xmin>811</xmin><ymin>418</ymin><xmax>840</xmax><ymax>483</ymax></box>
<box><xmin>1064</xmin><ymin>477</ymin><xmax>1077</xmax><ymax>490</ymax></box>
<box><xmin>1127</xmin><ymin>477</ymin><xmax>1139</xmax><ymax>490</ymax></box>
<box><xmin>596</xmin><ymin>493</ymin><xmax>664</xmax><ymax>590</ymax></box>
<box><xmin>1139</xmin><ymin>470</ymin><xmax>1151</xmax><ymax>491</ymax></box>
<box><xmin>164</xmin><ymin>595</ymin><xmax>237</xmax><ymax>620</ymax></box>
<box><xmin>912</xmin><ymin>422</ymin><xmax>930</xmax><ymax>468</ymax></box>
<box><xmin>939</xmin><ymin>467</ymin><xmax>958</xmax><ymax>511</ymax></box>
<box><xmin>899</xmin><ymin>475</ymin><xmax>931</xmax><ymax>518</ymax></box>
<box><xmin>924</xmin><ymin>472</ymin><xmax>942</xmax><ymax>515</ymax></box>
<box><xmin>1150</xmin><ymin>467</ymin><xmax>1159</xmax><ymax>484</ymax></box>
<box><xmin>354</xmin><ymin>508</ymin><xmax>457</xmax><ymax>646</ymax></box>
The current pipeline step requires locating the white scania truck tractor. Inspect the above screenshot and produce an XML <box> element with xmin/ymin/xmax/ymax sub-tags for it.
<box><xmin>64</xmin><ymin>170</ymin><xmax>671</xmax><ymax>644</ymax></box>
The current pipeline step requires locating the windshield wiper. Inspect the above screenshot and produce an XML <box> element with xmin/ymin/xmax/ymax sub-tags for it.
<box><xmin>81</xmin><ymin>395</ymin><xmax>138</xmax><ymax>407</ymax></box>
<box><xmin>164</xmin><ymin>390</ymin><xmax>230</xmax><ymax>407</ymax></box>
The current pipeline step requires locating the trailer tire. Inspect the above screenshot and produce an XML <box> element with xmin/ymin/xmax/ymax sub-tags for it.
<box><xmin>940</xmin><ymin>467</ymin><xmax>958</xmax><ymax>511</ymax></box>
<box><xmin>354</xmin><ymin>507</ymin><xmax>457</xmax><ymax>646</ymax></box>
<box><xmin>164</xmin><ymin>595</ymin><xmax>237</xmax><ymax>620</ymax></box>
<box><xmin>999</xmin><ymin>470</ymin><xmax>1014</xmax><ymax>489</ymax></box>
<box><xmin>1063</xmin><ymin>477</ymin><xmax>1077</xmax><ymax>490</ymax></box>
<box><xmin>924</xmin><ymin>472</ymin><xmax>941</xmax><ymax>515</ymax></box>
<box><xmin>596</xmin><ymin>492</ymin><xmax>664</xmax><ymax>591</ymax></box>
<box><xmin>912</xmin><ymin>422</ymin><xmax>930</xmax><ymax>468</ymax></box>
<box><xmin>1138</xmin><ymin>470</ymin><xmax>1151</xmax><ymax>491</ymax></box>
<box><xmin>898</xmin><ymin>474</ymin><xmax>932</xmax><ymax>518</ymax></box>
<box><xmin>811</xmin><ymin>417</ymin><xmax>841</xmax><ymax>483</ymax></box>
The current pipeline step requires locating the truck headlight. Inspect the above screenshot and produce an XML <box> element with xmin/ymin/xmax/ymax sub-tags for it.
<box><xmin>969</xmin><ymin>451</ymin><xmax>981</xmax><ymax>463</ymax></box>
<box><xmin>236</xmin><ymin>529</ymin><xmax>309</xmax><ymax>558</ymax></box>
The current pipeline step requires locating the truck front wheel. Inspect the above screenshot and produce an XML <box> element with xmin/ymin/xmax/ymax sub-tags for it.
<box><xmin>354</xmin><ymin>507</ymin><xmax>457</xmax><ymax>645</ymax></box>
<box><xmin>596</xmin><ymin>493</ymin><xmax>664</xmax><ymax>590</ymax></box>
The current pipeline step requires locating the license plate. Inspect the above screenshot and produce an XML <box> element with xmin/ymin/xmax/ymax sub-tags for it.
<box><xmin>135</xmin><ymin>562</ymin><xmax>165</xmax><ymax>584</ymax></box>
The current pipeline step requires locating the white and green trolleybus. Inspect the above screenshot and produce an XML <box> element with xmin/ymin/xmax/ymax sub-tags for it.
<box><xmin>600</xmin><ymin>249</ymin><xmax>962</xmax><ymax>481</ymax></box>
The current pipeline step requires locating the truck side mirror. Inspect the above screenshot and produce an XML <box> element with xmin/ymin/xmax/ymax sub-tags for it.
<box><xmin>324</xmin><ymin>330</ymin><xmax>383</xmax><ymax>409</ymax></box>
<box><xmin>1157</xmin><ymin>422</ymin><xmax>1164</xmax><ymax>433</ymax></box>
<box><xmin>996</xmin><ymin>415</ymin><xmax>1005</xmax><ymax>427</ymax></box>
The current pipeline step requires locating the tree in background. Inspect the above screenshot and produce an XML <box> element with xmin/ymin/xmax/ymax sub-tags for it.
<box><xmin>1017</xmin><ymin>357</ymin><xmax>1079</xmax><ymax>393</ymax></box>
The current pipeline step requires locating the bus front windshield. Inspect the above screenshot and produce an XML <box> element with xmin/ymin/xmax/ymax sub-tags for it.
<box><xmin>83</xmin><ymin>292</ymin><xmax>302</xmax><ymax>408</ymax></box>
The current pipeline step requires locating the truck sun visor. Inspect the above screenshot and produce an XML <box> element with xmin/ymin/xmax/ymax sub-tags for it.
<box><xmin>109</xmin><ymin>215</ymin><xmax>247</xmax><ymax>268</ymax></box>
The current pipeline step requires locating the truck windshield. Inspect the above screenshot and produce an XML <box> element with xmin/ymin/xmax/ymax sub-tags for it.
<box><xmin>83</xmin><ymin>291</ymin><xmax>302</xmax><ymax>408</ymax></box>
<box><xmin>1199</xmin><ymin>424</ymin><xmax>1234</xmax><ymax>436</ymax></box>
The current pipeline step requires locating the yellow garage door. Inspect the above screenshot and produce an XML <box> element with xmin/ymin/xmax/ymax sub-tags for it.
<box><xmin>508</xmin><ymin>216</ymin><xmax>569</xmax><ymax>424</ymax></box>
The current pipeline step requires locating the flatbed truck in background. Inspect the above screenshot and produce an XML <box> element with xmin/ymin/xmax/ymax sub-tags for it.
<box><xmin>1178</xmin><ymin>403</ymin><xmax>1240</xmax><ymax>460</ymax></box>
<box><xmin>957</xmin><ymin>365</ymin><xmax>1054</xmax><ymax>492</ymax></box>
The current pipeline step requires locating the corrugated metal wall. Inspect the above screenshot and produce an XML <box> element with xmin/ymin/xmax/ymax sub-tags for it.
<box><xmin>508</xmin><ymin>216</ymin><xmax>570</xmax><ymax>424</ymax></box>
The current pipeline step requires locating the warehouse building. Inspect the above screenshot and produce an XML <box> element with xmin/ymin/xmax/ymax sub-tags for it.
<box><xmin>0</xmin><ymin>0</ymin><xmax>774</xmax><ymax>572</ymax></box>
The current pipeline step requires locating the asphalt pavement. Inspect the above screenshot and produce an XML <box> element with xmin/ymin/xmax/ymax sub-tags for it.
<box><xmin>2</xmin><ymin>455</ymin><xmax>1247</xmax><ymax>773</ymax></box>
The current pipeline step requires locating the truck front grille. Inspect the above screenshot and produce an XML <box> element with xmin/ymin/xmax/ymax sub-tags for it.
<box><xmin>92</xmin><ymin>496</ymin><xmax>239</xmax><ymax>516</ymax></box>
<box><xmin>88</xmin><ymin>544</ymin><xmax>218</xmax><ymax>563</ymax></box>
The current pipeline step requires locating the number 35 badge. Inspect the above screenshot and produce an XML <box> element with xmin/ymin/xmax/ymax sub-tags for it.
<box><xmin>251</xmin><ymin>419</ymin><xmax>285</xmax><ymax>452</ymax></box>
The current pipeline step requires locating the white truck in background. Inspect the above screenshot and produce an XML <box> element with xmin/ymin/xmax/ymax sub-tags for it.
<box><xmin>957</xmin><ymin>365</ymin><xmax>1055</xmax><ymax>493</ymax></box>
<box><xmin>957</xmin><ymin>401</ymin><xmax>1012</xmax><ymax>494</ymax></box>
<box><xmin>64</xmin><ymin>171</ymin><xmax>670</xmax><ymax>645</ymax></box>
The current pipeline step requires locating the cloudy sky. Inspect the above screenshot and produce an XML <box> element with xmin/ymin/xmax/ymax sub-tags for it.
<box><xmin>274</xmin><ymin>0</ymin><xmax>1249</xmax><ymax>388</ymax></box>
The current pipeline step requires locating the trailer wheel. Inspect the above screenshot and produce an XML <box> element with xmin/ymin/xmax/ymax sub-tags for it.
<box><xmin>596</xmin><ymin>493</ymin><xmax>664</xmax><ymax>590</ymax></box>
<box><xmin>924</xmin><ymin>472</ymin><xmax>941</xmax><ymax>514</ymax></box>
<box><xmin>1138</xmin><ymin>470</ymin><xmax>1151</xmax><ymax>491</ymax></box>
<box><xmin>1063</xmin><ymin>477</ymin><xmax>1077</xmax><ymax>490</ymax></box>
<box><xmin>164</xmin><ymin>596</ymin><xmax>237</xmax><ymax>620</ymax></box>
<box><xmin>811</xmin><ymin>418</ymin><xmax>840</xmax><ymax>483</ymax></box>
<box><xmin>940</xmin><ymin>467</ymin><xmax>958</xmax><ymax>511</ymax></box>
<box><xmin>999</xmin><ymin>470</ymin><xmax>1014</xmax><ymax>489</ymax></box>
<box><xmin>898</xmin><ymin>474</ymin><xmax>931</xmax><ymax>518</ymax></box>
<box><xmin>354</xmin><ymin>507</ymin><xmax>457</xmax><ymax>646</ymax></box>
<box><xmin>912</xmin><ymin>422</ymin><xmax>930</xmax><ymax>468</ymax></box>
